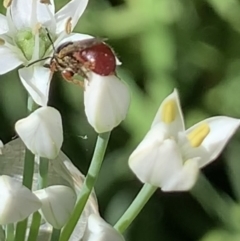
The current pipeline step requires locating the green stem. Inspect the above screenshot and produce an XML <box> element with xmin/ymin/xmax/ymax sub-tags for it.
<box><xmin>27</xmin><ymin>157</ymin><xmax>49</xmax><ymax>241</ymax></box>
<box><xmin>59</xmin><ymin>132</ymin><xmax>111</xmax><ymax>241</ymax></box>
<box><xmin>15</xmin><ymin>149</ymin><xmax>35</xmax><ymax>241</ymax></box>
<box><xmin>27</xmin><ymin>212</ymin><xmax>41</xmax><ymax>241</ymax></box>
<box><xmin>50</xmin><ymin>228</ymin><xmax>61</xmax><ymax>241</ymax></box>
<box><xmin>14</xmin><ymin>220</ymin><xmax>28</xmax><ymax>241</ymax></box>
<box><xmin>6</xmin><ymin>224</ymin><xmax>14</xmax><ymax>241</ymax></box>
<box><xmin>22</xmin><ymin>149</ymin><xmax>35</xmax><ymax>189</ymax></box>
<box><xmin>38</xmin><ymin>157</ymin><xmax>49</xmax><ymax>189</ymax></box>
<box><xmin>114</xmin><ymin>183</ymin><xmax>157</xmax><ymax>233</ymax></box>
<box><xmin>190</xmin><ymin>173</ymin><xmax>234</xmax><ymax>229</ymax></box>
<box><xmin>14</xmin><ymin>96</ymin><xmax>38</xmax><ymax>241</ymax></box>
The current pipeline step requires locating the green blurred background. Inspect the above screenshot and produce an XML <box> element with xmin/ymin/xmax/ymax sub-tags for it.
<box><xmin>2</xmin><ymin>0</ymin><xmax>240</xmax><ymax>240</ymax></box>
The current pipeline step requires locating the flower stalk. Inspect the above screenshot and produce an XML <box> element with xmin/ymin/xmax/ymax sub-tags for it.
<box><xmin>114</xmin><ymin>183</ymin><xmax>157</xmax><ymax>233</ymax></box>
<box><xmin>38</xmin><ymin>157</ymin><xmax>49</xmax><ymax>189</ymax></box>
<box><xmin>27</xmin><ymin>157</ymin><xmax>49</xmax><ymax>241</ymax></box>
<box><xmin>50</xmin><ymin>228</ymin><xmax>61</xmax><ymax>241</ymax></box>
<box><xmin>59</xmin><ymin>132</ymin><xmax>111</xmax><ymax>241</ymax></box>
<box><xmin>22</xmin><ymin>149</ymin><xmax>35</xmax><ymax>189</ymax></box>
<box><xmin>27</xmin><ymin>212</ymin><xmax>41</xmax><ymax>241</ymax></box>
<box><xmin>15</xmin><ymin>96</ymin><xmax>37</xmax><ymax>241</ymax></box>
<box><xmin>15</xmin><ymin>148</ymin><xmax>35</xmax><ymax>241</ymax></box>
<box><xmin>6</xmin><ymin>224</ymin><xmax>14</xmax><ymax>241</ymax></box>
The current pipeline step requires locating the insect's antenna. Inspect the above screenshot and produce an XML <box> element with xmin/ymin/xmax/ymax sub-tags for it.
<box><xmin>27</xmin><ymin>56</ymin><xmax>51</xmax><ymax>67</ymax></box>
<box><xmin>45</xmin><ymin>28</ymin><xmax>56</xmax><ymax>52</ymax></box>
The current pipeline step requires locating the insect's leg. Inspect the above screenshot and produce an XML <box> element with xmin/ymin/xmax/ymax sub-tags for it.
<box><xmin>77</xmin><ymin>68</ymin><xmax>89</xmax><ymax>80</ymax></box>
<box><xmin>61</xmin><ymin>70</ymin><xmax>84</xmax><ymax>88</ymax></box>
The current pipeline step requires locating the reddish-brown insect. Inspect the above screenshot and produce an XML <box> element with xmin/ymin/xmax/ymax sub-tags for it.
<box><xmin>50</xmin><ymin>38</ymin><xmax>117</xmax><ymax>85</ymax></box>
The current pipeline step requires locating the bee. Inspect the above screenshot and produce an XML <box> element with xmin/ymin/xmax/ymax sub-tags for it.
<box><xmin>48</xmin><ymin>38</ymin><xmax>117</xmax><ymax>85</ymax></box>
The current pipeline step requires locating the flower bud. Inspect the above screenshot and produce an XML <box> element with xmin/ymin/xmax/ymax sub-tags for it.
<box><xmin>83</xmin><ymin>214</ymin><xmax>125</xmax><ymax>241</ymax></box>
<box><xmin>34</xmin><ymin>185</ymin><xmax>77</xmax><ymax>229</ymax></box>
<box><xmin>0</xmin><ymin>175</ymin><xmax>41</xmax><ymax>224</ymax></box>
<box><xmin>15</xmin><ymin>107</ymin><xmax>63</xmax><ymax>159</ymax></box>
<box><xmin>84</xmin><ymin>73</ymin><xmax>131</xmax><ymax>133</ymax></box>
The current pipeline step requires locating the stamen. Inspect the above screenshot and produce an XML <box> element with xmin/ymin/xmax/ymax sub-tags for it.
<box><xmin>161</xmin><ymin>100</ymin><xmax>176</xmax><ymax>123</ymax></box>
<box><xmin>40</xmin><ymin>0</ymin><xmax>51</xmax><ymax>4</ymax></box>
<box><xmin>31</xmin><ymin>31</ymin><xmax>40</xmax><ymax>61</ymax></box>
<box><xmin>187</xmin><ymin>123</ymin><xmax>210</xmax><ymax>147</ymax></box>
<box><xmin>30</xmin><ymin>0</ymin><xmax>38</xmax><ymax>29</ymax></box>
<box><xmin>65</xmin><ymin>18</ymin><xmax>72</xmax><ymax>35</ymax></box>
<box><xmin>3</xmin><ymin>0</ymin><xmax>12</xmax><ymax>8</ymax></box>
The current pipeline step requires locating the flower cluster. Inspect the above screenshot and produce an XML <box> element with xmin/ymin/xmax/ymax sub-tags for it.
<box><xmin>0</xmin><ymin>0</ymin><xmax>240</xmax><ymax>241</ymax></box>
<box><xmin>0</xmin><ymin>139</ymin><xmax>120</xmax><ymax>240</ymax></box>
<box><xmin>0</xmin><ymin>0</ymin><xmax>130</xmax><ymax>133</ymax></box>
<box><xmin>0</xmin><ymin>0</ymin><xmax>130</xmax><ymax>240</ymax></box>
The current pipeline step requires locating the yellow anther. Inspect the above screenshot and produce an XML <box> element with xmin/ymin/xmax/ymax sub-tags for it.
<box><xmin>161</xmin><ymin>100</ymin><xmax>176</xmax><ymax>123</ymax></box>
<box><xmin>187</xmin><ymin>123</ymin><xmax>210</xmax><ymax>147</ymax></box>
<box><xmin>3</xmin><ymin>0</ymin><xmax>12</xmax><ymax>8</ymax></box>
<box><xmin>65</xmin><ymin>18</ymin><xmax>72</xmax><ymax>35</ymax></box>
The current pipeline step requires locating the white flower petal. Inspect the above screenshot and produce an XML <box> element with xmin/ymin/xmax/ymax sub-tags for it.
<box><xmin>0</xmin><ymin>175</ymin><xmax>41</xmax><ymax>225</ymax></box>
<box><xmin>34</xmin><ymin>185</ymin><xmax>76</xmax><ymax>229</ymax></box>
<box><xmin>129</xmin><ymin>126</ymin><xmax>183</xmax><ymax>187</ymax></box>
<box><xmin>84</xmin><ymin>73</ymin><xmax>131</xmax><ymax>133</ymax></box>
<box><xmin>15</xmin><ymin>107</ymin><xmax>63</xmax><ymax>159</ymax></box>
<box><xmin>162</xmin><ymin>159</ymin><xmax>199</xmax><ymax>191</ymax></box>
<box><xmin>11</xmin><ymin>0</ymin><xmax>55</xmax><ymax>29</ymax></box>
<box><xmin>83</xmin><ymin>214</ymin><xmax>125</xmax><ymax>241</ymax></box>
<box><xmin>129</xmin><ymin>123</ymin><xmax>168</xmax><ymax>156</ymax></box>
<box><xmin>53</xmin><ymin>32</ymin><xmax>93</xmax><ymax>50</ymax></box>
<box><xmin>18</xmin><ymin>66</ymin><xmax>52</xmax><ymax>106</ymax></box>
<box><xmin>0</xmin><ymin>14</ymin><xmax>9</xmax><ymax>34</ymax></box>
<box><xmin>10</xmin><ymin>0</ymin><xmax>30</xmax><ymax>29</ymax></box>
<box><xmin>151</xmin><ymin>89</ymin><xmax>185</xmax><ymax>138</ymax></box>
<box><xmin>186</xmin><ymin>116</ymin><xmax>240</xmax><ymax>168</ymax></box>
<box><xmin>55</xmin><ymin>0</ymin><xmax>88</xmax><ymax>34</ymax></box>
<box><xmin>0</xmin><ymin>47</ymin><xmax>23</xmax><ymax>74</ymax></box>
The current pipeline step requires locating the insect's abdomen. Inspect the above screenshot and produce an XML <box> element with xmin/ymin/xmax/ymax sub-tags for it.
<box><xmin>73</xmin><ymin>43</ymin><xmax>116</xmax><ymax>76</ymax></box>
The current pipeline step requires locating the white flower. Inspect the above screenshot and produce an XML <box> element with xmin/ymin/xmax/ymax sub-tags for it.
<box><xmin>129</xmin><ymin>89</ymin><xmax>240</xmax><ymax>191</ymax></box>
<box><xmin>0</xmin><ymin>0</ymin><xmax>89</xmax><ymax>106</ymax></box>
<box><xmin>15</xmin><ymin>106</ymin><xmax>63</xmax><ymax>159</ymax></box>
<box><xmin>0</xmin><ymin>175</ymin><xmax>41</xmax><ymax>224</ymax></box>
<box><xmin>84</xmin><ymin>73</ymin><xmax>131</xmax><ymax>133</ymax></box>
<box><xmin>34</xmin><ymin>185</ymin><xmax>76</xmax><ymax>229</ymax></box>
<box><xmin>82</xmin><ymin>214</ymin><xmax>125</xmax><ymax>241</ymax></box>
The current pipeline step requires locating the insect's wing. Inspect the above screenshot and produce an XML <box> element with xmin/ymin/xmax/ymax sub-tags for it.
<box><xmin>58</xmin><ymin>38</ymin><xmax>106</xmax><ymax>57</ymax></box>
